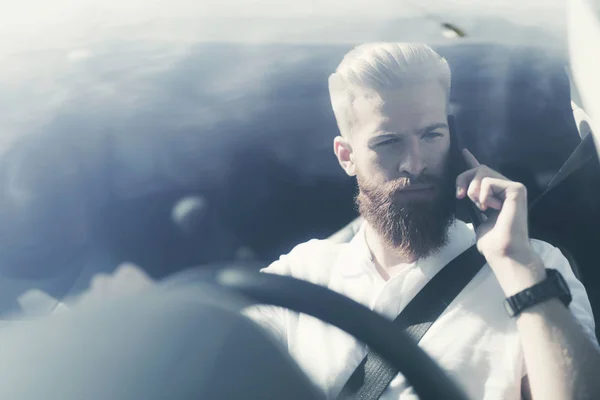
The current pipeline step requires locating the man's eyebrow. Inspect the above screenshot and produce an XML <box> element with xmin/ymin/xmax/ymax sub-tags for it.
<box><xmin>419</xmin><ymin>122</ymin><xmax>449</xmax><ymax>134</ymax></box>
<box><xmin>368</xmin><ymin>122</ymin><xmax>449</xmax><ymax>145</ymax></box>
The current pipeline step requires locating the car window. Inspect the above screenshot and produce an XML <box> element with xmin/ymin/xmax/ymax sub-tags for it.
<box><xmin>0</xmin><ymin>1</ymin><xmax>597</xmax><ymax>278</ymax></box>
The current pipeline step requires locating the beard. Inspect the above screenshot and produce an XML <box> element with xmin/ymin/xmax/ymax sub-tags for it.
<box><xmin>356</xmin><ymin>168</ymin><xmax>456</xmax><ymax>260</ymax></box>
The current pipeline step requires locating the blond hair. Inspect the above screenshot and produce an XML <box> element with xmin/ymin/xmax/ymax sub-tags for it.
<box><xmin>329</xmin><ymin>43</ymin><xmax>451</xmax><ymax>136</ymax></box>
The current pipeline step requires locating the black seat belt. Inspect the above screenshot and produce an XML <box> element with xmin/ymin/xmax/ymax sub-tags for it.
<box><xmin>337</xmin><ymin>135</ymin><xmax>595</xmax><ymax>400</ymax></box>
<box><xmin>529</xmin><ymin>133</ymin><xmax>596</xmax><ymax>210</ymax></box>
<box><xmin>337</xmin><ymin>244</ymin><xmax>485</xmax><ymax>400</ymax></box>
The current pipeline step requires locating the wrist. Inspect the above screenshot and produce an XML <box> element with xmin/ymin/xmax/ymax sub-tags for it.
<box><xmin>483</xmin><ymin>241</ymin><xmax>537</xmax><ymax>266</ymax></box>
<box><xmin>486</xmin><ymin>250</ymin><xmax>547</xmax><ymax>297</ymax></box>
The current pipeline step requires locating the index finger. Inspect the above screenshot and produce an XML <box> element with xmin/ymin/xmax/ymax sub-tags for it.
<box><xmin>462</xmin><ymin>148</ymin><xmax>480</xmax><ymax>169</ymax></box>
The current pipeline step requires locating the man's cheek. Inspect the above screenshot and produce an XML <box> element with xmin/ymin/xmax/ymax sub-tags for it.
<box><xmin>361</xmin><ymin>151</ymin><xmax>398</xmax><ymax>181</ymax></box>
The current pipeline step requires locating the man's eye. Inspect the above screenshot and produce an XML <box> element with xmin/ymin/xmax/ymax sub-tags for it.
<box><xmin>423</xmin><ymin>132</ymin><xmax>443</xmax><ymax>140</ymax></box>
<box><xmin>378</xmin><ymin>137</ymin><xmax>400</xmax><ymax>146</ymax></box>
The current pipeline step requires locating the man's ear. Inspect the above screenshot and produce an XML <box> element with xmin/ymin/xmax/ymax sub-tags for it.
<box><xmin>333</xmin><ymin>136</ymin><xmax>356</xmax><ymax>176</ymax></box>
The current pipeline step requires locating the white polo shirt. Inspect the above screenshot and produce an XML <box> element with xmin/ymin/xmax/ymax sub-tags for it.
<box><xmin>250</xmin><ymin>220</ymin><xmax>598</xmax><ymax>400</ymax></box>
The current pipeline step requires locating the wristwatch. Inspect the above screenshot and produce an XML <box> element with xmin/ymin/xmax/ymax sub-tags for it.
<box><xmin>503</xmin><ymin>269</ymin><xmax>572</xmax><ymax>317</ymax></box>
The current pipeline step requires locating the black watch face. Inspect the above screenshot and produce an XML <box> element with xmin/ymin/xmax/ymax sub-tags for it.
<box><xmin>505</xmin><ymin>269</ymin><xmax>573</xmax><ymax>318</ymax></box>
<box><xmin>550</xmin><ymin>269</ymin><xmax>570</xmax><ymax>295</ymax></box>
<box><xmin>548</xmin><ymin>269</ymin><xmax>573</xmax><ymax>307</ymax></box>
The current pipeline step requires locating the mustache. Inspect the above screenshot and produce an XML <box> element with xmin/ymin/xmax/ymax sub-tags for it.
<box><xmin>379</xmin><ymin>175</ymin><xmax>443</xmax><ymax>193</ymax></box>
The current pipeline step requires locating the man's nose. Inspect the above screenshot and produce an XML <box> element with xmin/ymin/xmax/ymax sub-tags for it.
<box><xmin>398</xmin><ymin>139</ymin><xmax>426</xmax><ymax>177</ymax></box>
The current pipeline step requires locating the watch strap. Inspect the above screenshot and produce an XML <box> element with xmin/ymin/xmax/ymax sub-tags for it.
<box><xmin>504</xmin><ymin>269</ymin><xmax>572</xmax><ymax>317</ymax></box>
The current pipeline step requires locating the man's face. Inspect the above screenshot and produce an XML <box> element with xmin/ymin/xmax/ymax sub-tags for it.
<box><xmin>334</xmin><ymin>82</ymin><xmax>456</xmax><ymax>258</ymax></box>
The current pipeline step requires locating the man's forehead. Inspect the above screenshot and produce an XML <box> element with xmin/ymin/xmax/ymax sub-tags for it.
<box><xmin>351</xmin><ymin>84</ymin><xmax>448</xmax><ymax>135</ymax></box>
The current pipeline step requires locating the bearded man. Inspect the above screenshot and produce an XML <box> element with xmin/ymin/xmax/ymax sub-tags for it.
<box><xmin>250</xmin><ymin>43</ymin><xmax>600</xmax><ymax>400</ymax></box>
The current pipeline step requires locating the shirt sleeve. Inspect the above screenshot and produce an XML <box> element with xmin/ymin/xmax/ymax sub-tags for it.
<box><xmin>520</xmin><ymin>240</ymin><xmax>599</xmax><ymax>384</ymax></box>
<box><xmin>531</xmin><ymin>240</ymin><xmax>599</xmax><ymax>349</ymax></box>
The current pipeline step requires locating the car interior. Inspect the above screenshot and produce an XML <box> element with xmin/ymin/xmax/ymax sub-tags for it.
<box><xmin>0</xmin><ymin>1</ymin><xmax>599</xmax><ymax>398</ymax></box>
<box><xmin>91</xmin><ymin>42</ymin><xmax>600</xmax><ymax>335</ymax></box>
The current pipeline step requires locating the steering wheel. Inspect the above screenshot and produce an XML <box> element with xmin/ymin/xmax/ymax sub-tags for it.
<box><xmin>208</xmin><ymin>267</ymin><xmax>469</xmax><ymax>400</ymax></box>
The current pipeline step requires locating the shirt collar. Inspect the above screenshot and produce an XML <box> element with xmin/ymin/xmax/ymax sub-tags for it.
<box><xmin>336</xmin><ymin>219</ymin><xmax>477</xmax><ymax>279</ymax></box>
